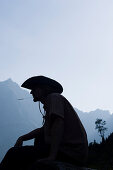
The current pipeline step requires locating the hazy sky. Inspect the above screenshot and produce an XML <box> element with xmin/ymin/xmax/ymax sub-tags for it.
<box><xmin>0</xmin><ymin>0</ymin><xmax>113</xmax><ymax>113</ymax></box>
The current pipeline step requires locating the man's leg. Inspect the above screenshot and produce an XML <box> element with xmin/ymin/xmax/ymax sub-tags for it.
<box><xmin>0</xmin><ymin>145</ymin><xmax>50</xmax><ymax>170</ymax></box>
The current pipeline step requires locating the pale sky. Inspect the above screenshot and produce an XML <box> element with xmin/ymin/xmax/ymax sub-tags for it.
<box><xmin>0</xmin><ymin>0</ymin><xmax>113</xmax><ymax>113</ymax></box>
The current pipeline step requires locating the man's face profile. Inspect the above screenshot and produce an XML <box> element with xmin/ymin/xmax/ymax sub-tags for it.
<box><xmin>30</xmin><ymin>87</ymin><xmax>43</xmax><ymax>102</ymax></box>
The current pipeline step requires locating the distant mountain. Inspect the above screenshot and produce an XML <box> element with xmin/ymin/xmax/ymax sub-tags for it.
<box><xmin>0</xmin><ymin>79</ymin><xmax>113</xmax><ymax>162</ymax></box>
<box><xmin>75</xmin><ymin>108</ymin><xmax>112</xmax><ymax>143</ymax></box>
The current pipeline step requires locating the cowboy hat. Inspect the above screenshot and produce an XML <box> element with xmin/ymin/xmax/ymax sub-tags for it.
<box><xmin>21</xmin><ymin>75</ymin><xmax>63</xmax><ymax>94</ymax></box>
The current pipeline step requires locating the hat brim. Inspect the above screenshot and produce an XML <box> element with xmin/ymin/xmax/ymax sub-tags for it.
<box><xmin>21</xmin><ymin>76</ymin><xmax>63</xmax><ymax>94</ymax></box>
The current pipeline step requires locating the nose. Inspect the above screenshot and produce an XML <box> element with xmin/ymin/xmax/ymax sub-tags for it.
<box><xmin>30</xmin><ymin>90</ymin><xmax>33</xmax><ymax>94</ymax></box>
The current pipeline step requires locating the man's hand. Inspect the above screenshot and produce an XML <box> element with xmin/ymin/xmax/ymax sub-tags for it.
<box><xmin>14</xmin><ymin>137</ymin><xmax>23</xmax><ymax>147</ymax></box>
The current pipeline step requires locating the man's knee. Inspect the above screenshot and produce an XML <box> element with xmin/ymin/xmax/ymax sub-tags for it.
<box><xmin>7</xmin><ymin>146</ymin><xmax>21</xmax><ymax>156</ymax></box>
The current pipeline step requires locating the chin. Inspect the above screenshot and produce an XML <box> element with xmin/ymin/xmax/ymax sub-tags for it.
<box><xmin>33</xmin><ymin>97</ymin><xmax>40</xmax><ymax>102</ymax></box>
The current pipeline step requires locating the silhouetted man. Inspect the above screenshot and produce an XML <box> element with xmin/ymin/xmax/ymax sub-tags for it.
<box><xmin>0</xmin><ymin>76</ymin><xmax>88</xmax><ymax>170</ymax></box>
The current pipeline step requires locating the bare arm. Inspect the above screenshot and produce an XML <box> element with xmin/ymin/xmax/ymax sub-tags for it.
<box><xmin>14</xmin><ymin>127</ymin><xmax>43</xmax><ymax>147</ymax></box>
<box><xmin>20</xmin><ymin>127</ymin><xmax>43</xmax><ymax>141</ymax></box>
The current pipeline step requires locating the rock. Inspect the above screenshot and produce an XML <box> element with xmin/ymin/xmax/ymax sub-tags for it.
<box><xmin>31</xmin><ymin>161</ymin><xmax>96</xmax><ymax>170</ymax></box>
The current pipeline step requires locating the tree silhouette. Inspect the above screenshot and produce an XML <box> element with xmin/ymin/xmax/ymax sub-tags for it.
<box><xmin>95</xmin><ymin>118</ymin><xmax>107</xmax><ymax>142</ymax></box>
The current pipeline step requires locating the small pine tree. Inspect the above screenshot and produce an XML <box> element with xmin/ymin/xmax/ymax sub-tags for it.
<box><xmin>95</xmin><ymin>118</ymin><xmax>107</xmax><ymax>142</ymax></box>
